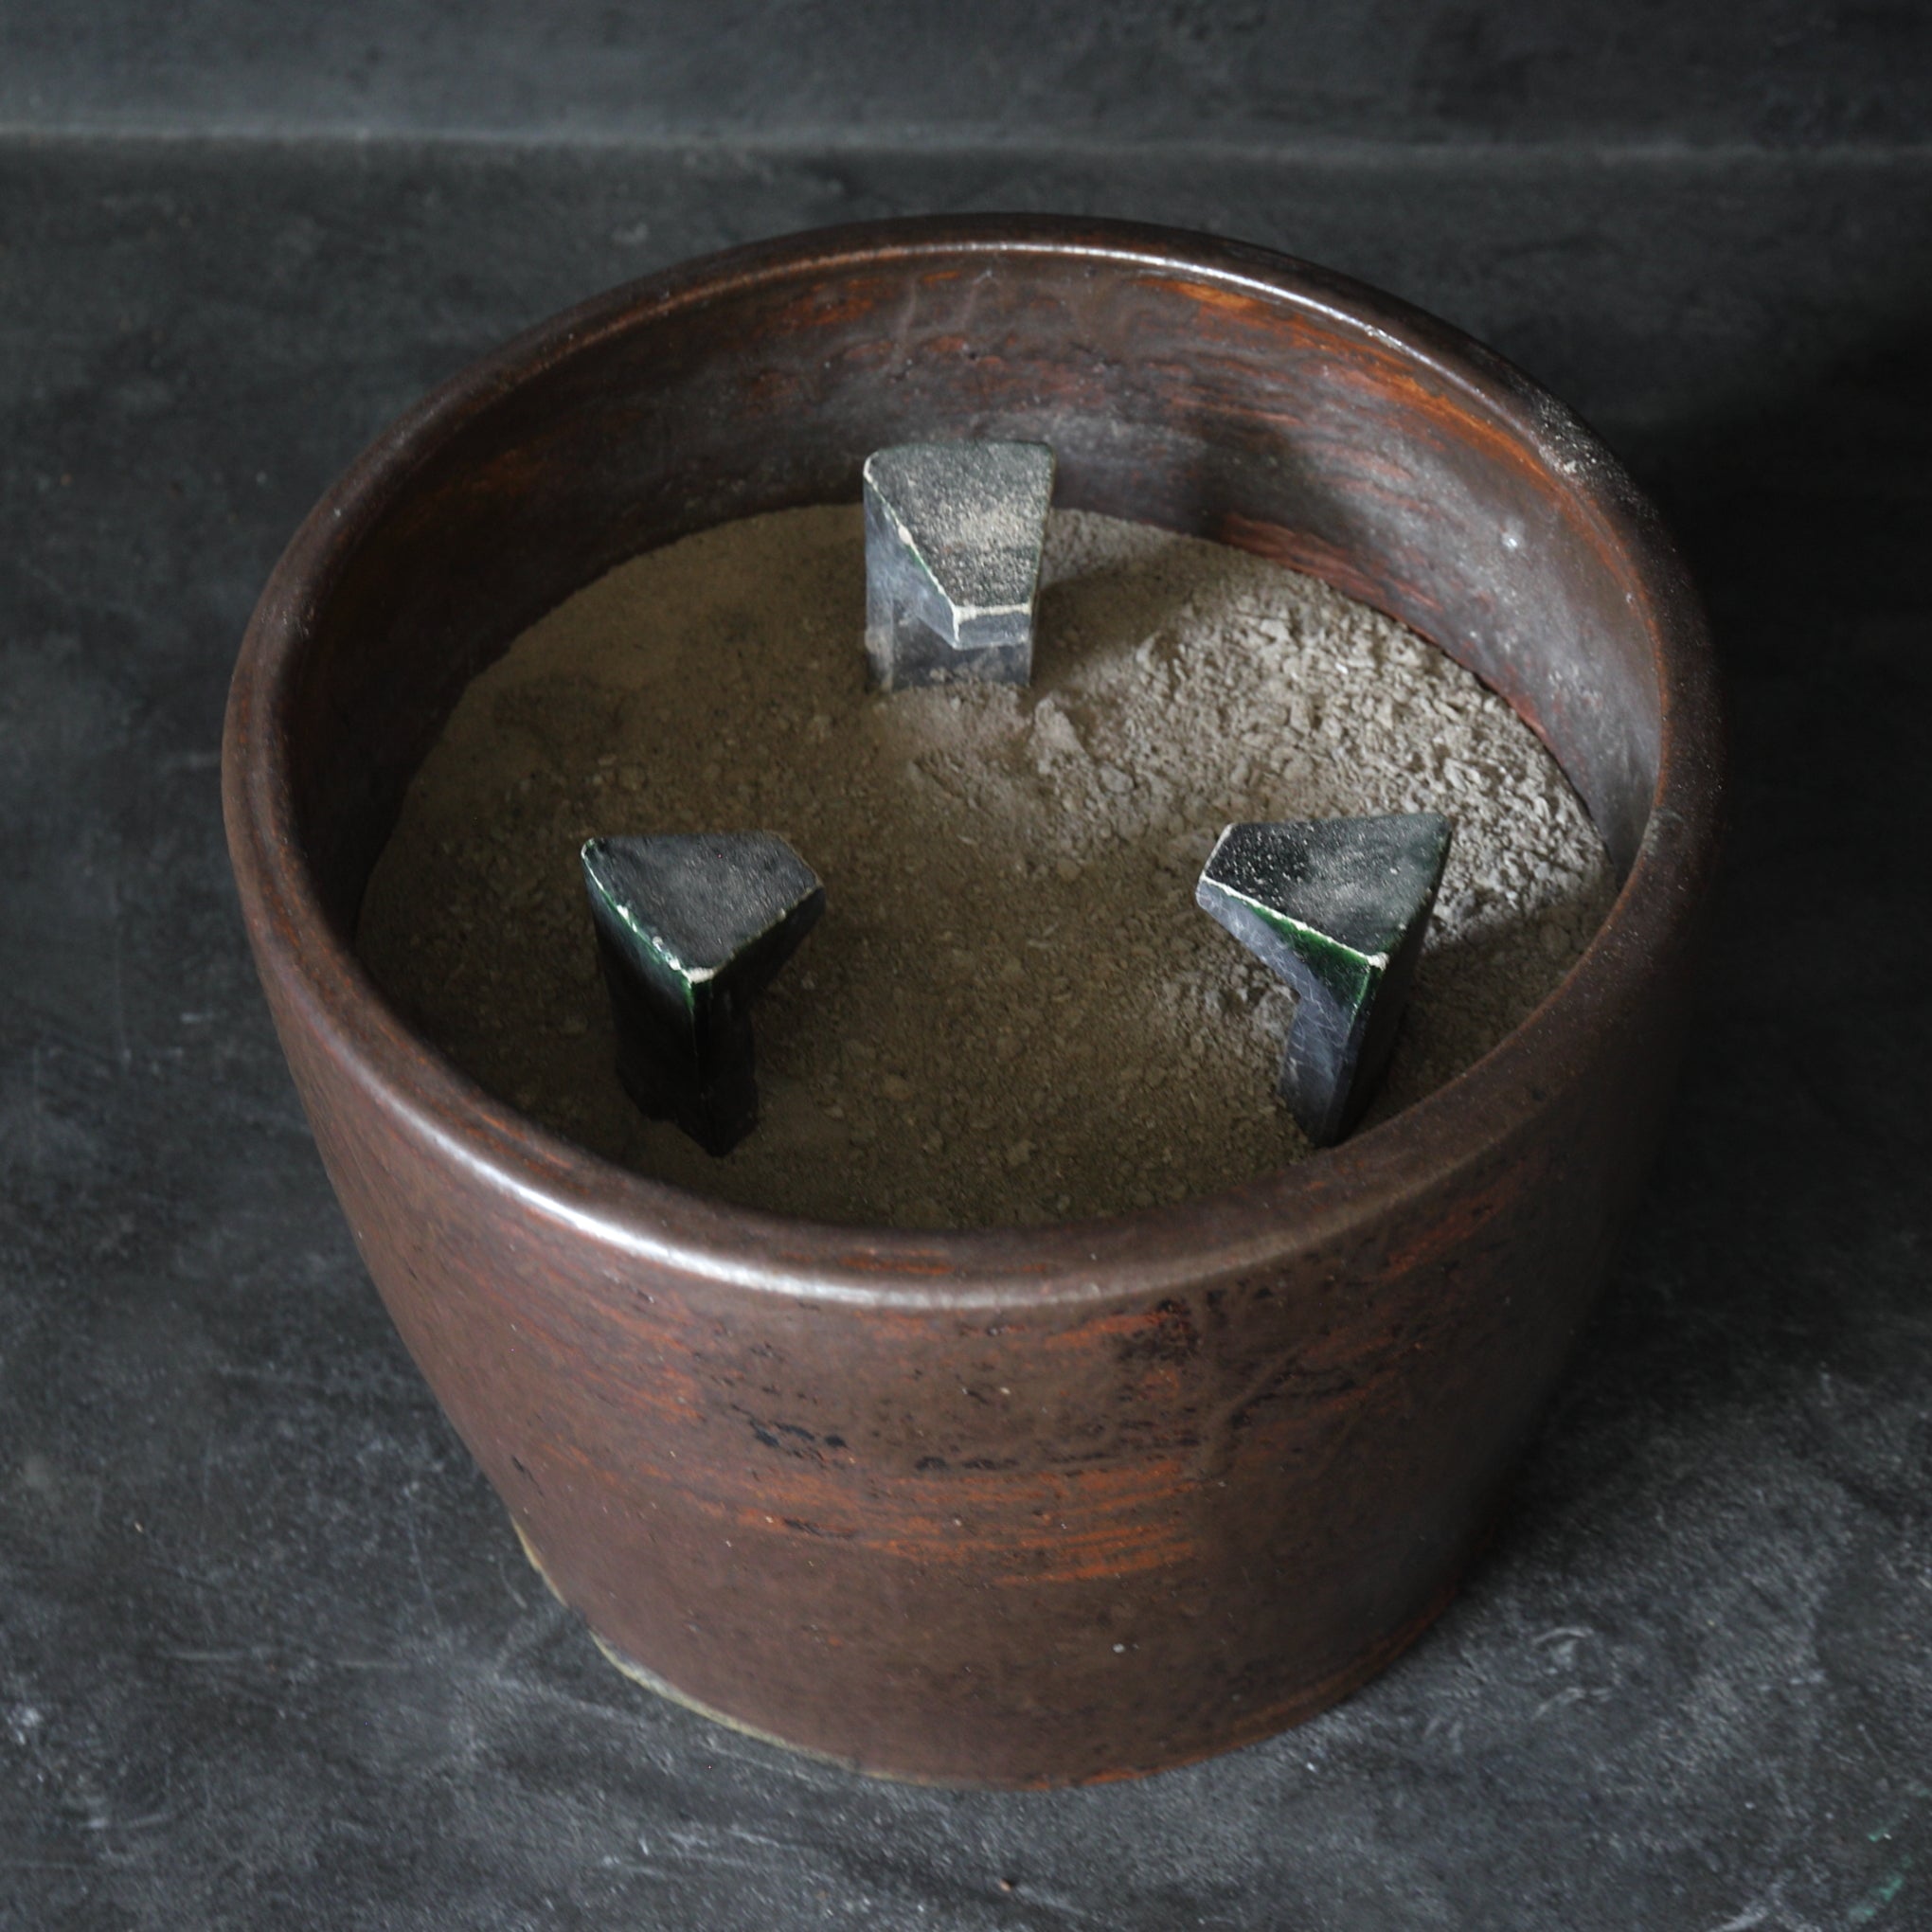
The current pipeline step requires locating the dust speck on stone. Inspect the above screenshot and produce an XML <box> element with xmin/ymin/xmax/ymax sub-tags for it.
<box><xmin>357</xmin><ymin>506</ymin><xmax>1616</xmax><ymax>1229</ymax></box>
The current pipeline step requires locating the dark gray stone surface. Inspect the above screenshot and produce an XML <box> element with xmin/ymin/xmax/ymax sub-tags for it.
<box><xmin>1</xmin><ymin>135</ymin><xmax>1928</xmax><ymax>1929</ymax></box>
<box><xmin>4</xmin><ymin>1</ymin><xmax>1930</xmax><ymax>147</ymax></box>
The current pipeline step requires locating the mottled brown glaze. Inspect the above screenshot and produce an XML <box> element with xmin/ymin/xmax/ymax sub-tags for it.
<box><xmin>222</xmin><ymin>217</ymin><xmax>1724</xmax><ymax>1787</ymax></box>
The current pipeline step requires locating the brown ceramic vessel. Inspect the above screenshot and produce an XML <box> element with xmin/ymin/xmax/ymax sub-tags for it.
<box><xmin>223</xmin><ymin>216</ymin><xmax>1723</xmax><ymax>1788</ymax></box>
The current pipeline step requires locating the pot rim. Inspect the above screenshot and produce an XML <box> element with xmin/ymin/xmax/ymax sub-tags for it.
<box><xmin>223</xmin><ymin>213</ymin><xmax>1724</xmax><ymax>1312</ymax></box>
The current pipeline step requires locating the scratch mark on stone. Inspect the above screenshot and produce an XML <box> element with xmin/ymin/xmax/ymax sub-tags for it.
<box><xmin>1705</xmin><ymin>1883</ymin><xmax>1823</xmax><ymax>1932</ymax></box>
<box><xmin>1848</xmin><ymin>1861</ymin><xmax>1911</xmax><ymax>1926</ymax></box>
<box><xmin>105</xmin><ymin>868</ymin><xmax>132</xmax><ymax>1071</ymax></box>
<box><xmin>402</xmin><ymin>1503</ymin><xmax>447</xmax><ymax>1641</ymax></box>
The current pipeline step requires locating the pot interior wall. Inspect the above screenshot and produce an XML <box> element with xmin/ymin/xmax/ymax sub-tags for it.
<box><xmin>285</xmin><ymin>244</ymin><xmax>1663</xmax><ymax>940</ymax></box>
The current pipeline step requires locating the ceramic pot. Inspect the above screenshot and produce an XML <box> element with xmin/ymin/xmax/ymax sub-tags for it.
<box><xmin>223</xmin><ymin>216</ymin><xmax>1723</xmax><ymax>1787</ymax></box>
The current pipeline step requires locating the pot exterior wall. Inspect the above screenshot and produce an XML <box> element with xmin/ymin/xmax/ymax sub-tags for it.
<box><xmin>253</xmin><ymin>921</ymin><xmax>1694</xmax><ymax>1786</ymax></box>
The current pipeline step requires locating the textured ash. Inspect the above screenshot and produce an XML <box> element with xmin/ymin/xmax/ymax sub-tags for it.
<box><xmin>357</xmin><ymin>505</ymin><xmax>1616</xmax><ymax>1227</ymax></box>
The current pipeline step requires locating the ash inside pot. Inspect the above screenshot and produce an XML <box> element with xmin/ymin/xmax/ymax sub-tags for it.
<box><xmin>357</xmin><ymin>506</ymin><xmax>1614</xmax><ymax>1228</ymax></box>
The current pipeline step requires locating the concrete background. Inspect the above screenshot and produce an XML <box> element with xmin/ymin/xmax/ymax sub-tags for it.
<box><xmin>1</xmin><ymin>7</ymin><xmax>1929</xmax><ymax>1929</ymax></box>
<box><xmin>3</xmin><ymin>1</ymin><xmax>1929</xmax><ymax>145</ymax></box>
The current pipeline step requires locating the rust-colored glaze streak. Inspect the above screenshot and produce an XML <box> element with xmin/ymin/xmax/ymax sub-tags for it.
<box><xmin>223</xmin><ymin>216</ymin><xmax>1723</xmax><ymax>1787</ymax></box>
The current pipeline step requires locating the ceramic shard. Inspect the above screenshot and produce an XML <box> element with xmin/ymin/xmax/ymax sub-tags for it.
<box><xmin>581</xmin><ymin>832</ymin><xmax>825</xmax><ymax>1155</ymax></box>
<box><xmin>1196</xmin><ymin>814</ymin><xmax>1453</xmax><ymax>1146</ymax></box>
<box><xmin>863</xmin><ymin>440</ymin><xmax>1055</xmax><ymax>690</ymax></box>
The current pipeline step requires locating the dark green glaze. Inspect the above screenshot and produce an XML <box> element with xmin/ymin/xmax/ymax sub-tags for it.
<box><xmin>1197</xmin><ymin>814</ymin><xmax>1452</xmax><ymax>1145</ymax></box>
<box><xmin>581</xmin><ymin>832</ymin><xmax>824</xmax><ymax>1154</ymax></box>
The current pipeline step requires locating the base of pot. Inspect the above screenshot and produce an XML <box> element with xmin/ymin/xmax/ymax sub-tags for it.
<box><xmin>510</xmin><ymin>1512</ymin><xmax>1464</xmax><ymax>1789</ymax></box>
<box><xmin>510</xmin><ymin>1515</ymin><xmax>904</xmax><ymax>1777</ymax></box>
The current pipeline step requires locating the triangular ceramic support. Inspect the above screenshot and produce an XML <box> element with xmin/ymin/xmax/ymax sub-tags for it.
<box><xmin>1196</xmin><ymin>814</ymin><xmax>1452</xmax><ymax>1146</ymax></box>
<box><xmin>863</xmin><ymin>440</ymin><xmax>1055</xmax><ymax>690</ymax></box>
<box><xmin>581</xmin><ymin>832</ymin><xmax>825</xmax><ymax>1155</ymax></box>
